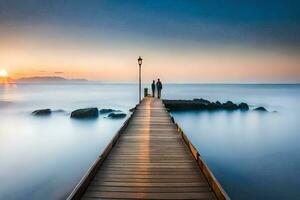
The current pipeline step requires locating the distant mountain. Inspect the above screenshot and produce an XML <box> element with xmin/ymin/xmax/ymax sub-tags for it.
<box><xmin>16</xmin><ymin>76</ymin><xmax>88</xmax><ymax>83</ymax></box>
<box><xmin>17</xmin><ymin>76</ymin><xmax>66</xmax><ymax>82</ymax></box>
<box><xmin>69</xmin><ymin>78</ymin><xmax>89</xmax><ymax>82</ymax></box>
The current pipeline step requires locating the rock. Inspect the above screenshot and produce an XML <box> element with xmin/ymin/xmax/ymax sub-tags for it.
<box><xmin>52</xmin><ymin>109</ymin><xmax>66</xmax><ymax>113</ymax></box>
<box><xmin>99</xmin><ymin>108</ymin><xmax>120</xmax><ymax>114</ymax></box>
<box><xmin>193</xmin><ymin>98</ymin><xmax>211</xmax><ymax>104</ymax></box>
<box><xmin>52</xmin><ymin>109</ymin><xmax>69</xmax><ymax>116</ymax></box>
<box><xmin>164</xmin><ymin>99</ymin><xmax>209</xmax><ymax>111</ymax></box>
<box><xmin>71</xmin><ymin>108</ymin><xmax>99</xmax><ymax>119</ymax></box>
<box><xmin>238</xmin><ymin>102</ymin><xmax>249</xmax><ymax>111</ymax></box>
<box><xmin>163</xmin><ymin>99</ymin><xmax>247</xmax><ymax>112</ymax></box>
<box><xmin>254</xmin><ymin>107</ymin><xmax>268</xmax><ymax>112</ymax></box>
<box><xmin>107</xmin><ymin>112</ymin><xmax>127</xmax><ymax>119</ymax></box>
<box><xmin>206</xmin><ymin>102</ymin><xmax>221</xmax><ymax>110</ymax></box>
<box><xmin>32</xmin><ymin>109</ymin><xmax>51</xmax><ymax>116</ymax></box>
<box><xmin>129</xmin><ymin>106</ymin><xmax>137</xmax><ymax>112</ymax></box>
<box><xmin>222</xmin><ymin>101</ymin><xmax>238</xmax><ymax>110</ymax></box>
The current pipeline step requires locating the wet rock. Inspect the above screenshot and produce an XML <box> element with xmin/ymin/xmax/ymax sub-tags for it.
<box><xmin>163</xmin><ymin>99</ymin><xmax>250</xmax><ymax>112</ymax></box>
<box><xmin>206</xmin><ymin>102</ymin><xmax>221</xmax><ymax>110</ymax></box>
<box><xmin>193</xmin><ymin>98</ymin><xmax>211</xmax><ymax>104</ymax></box>
<box><xmin>107</xmin><ymin>112</ymin><xmax>127</xmax><ymax>119</ymax></box>
<box><xmin>52</xmin><ymin>109</ymin><xmax>66</xmax><ymax>113</ymax></box>
<box><xmin>162</xmin><ymin>100</ymin><xmax>206</xmax><ymax>111</ymax></box>
<box><xmin>52</xmin><ymin>109</ymin><xmax>69</xmax><ymax>116</ymax></box>
<box><xmin>238</xmin><ymin>102</ymin><xmax>249</xmax><ymax>111</ymax></box>
<box><xmin>222</xmin><ymin>101</ymin><xmax>239</xmax><ymax>110</ymax></box>
<box><xmin>32</xmin><ymin>109</ymin><xmax>51</xmax><ymax>116</ymax></box>
<box><xmin>254</xmin><ymin>107</ymin><xmax>268</xmax><ymax>112</ymax></box>
<box><xmin>99</xmin><ymin>108</ymin><xmax>120</xmax><ymax>114</ymax></box>
<box><xmin>71</xmin><ymin>108</ymin><xmax>99</xmax><ymax>119</ymax></box>
<box><xmin>129</xmin><ymin>106</ymin><xmax>137</xmax><ymax>112</ymax></box>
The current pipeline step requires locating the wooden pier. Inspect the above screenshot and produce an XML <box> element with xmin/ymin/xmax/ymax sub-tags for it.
<box><xmin>68</xmin><ymin>97</ymin><xmax>229</xmax><ymax>200</ymax></box>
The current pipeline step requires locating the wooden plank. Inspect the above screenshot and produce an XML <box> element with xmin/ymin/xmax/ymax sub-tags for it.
<box><xmin>92</xmin><ymin>178</ymin><xmax>206</xmax><ymax>183</ymax></box>
<box><xmin>86</xmin><ymin>186</ymin><xmax>212</xmax><ymax>193</ymax></box>
<box><xmin>98</xmin><ymin>167</ymin><xmax>201</xmax><ymax>173</ymax></box>
<box><xmin>100</xmin><ymin>166</ymin><xmax>200</xmax><ymax>170</ymax></box>
<box><xmin>89</xmin><ymin>181</ymin><xmax>209</xmax><ymax>187</ymax></box>
<box><xmin>67</xmin><ymin>97</ymin><xmax>228</xmax><ymax>200</ymax></box>
<box><xmin>83</xmin><ymin>191</ymin><xmax>217</xmax><ymax>200</ymax></box>
<box><xmin>97</xmin><ymin>169</ymin><xmax>202</xmax><ymax>175</ymax></box>
<box><xmin>105</xmin><ymin>159</ymin><xmax>194</xmax><ymax>163</ymax></box>
<box><xmin>105</xmin><ymin>155</ymin><xmax>191</xmax><ymax>159</ymax></box>
<box><xmin>94</xmin><ymin>174</ymin><xmax>204</xmax><ymax>179</ymax></box>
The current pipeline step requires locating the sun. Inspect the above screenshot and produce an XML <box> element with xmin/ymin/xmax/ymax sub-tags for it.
<box><xmin>0</xmin><ymin>69</ymin><xmax>8</xmax><ymax>77</ymax></box>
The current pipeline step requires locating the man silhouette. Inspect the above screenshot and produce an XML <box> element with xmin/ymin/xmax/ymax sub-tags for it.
<box><xmin>156</xmin><ymin>78</ymin><xmax>162</xmax><ymax>99</ymax></box>
<box><xmin>151</xmin><ymin>80</ymin><xmax>156</xmax><ymax>97</ymax></box>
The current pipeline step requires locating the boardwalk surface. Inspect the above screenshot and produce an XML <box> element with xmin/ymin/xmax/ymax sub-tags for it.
<box><xmin>81</xmin><ymin>97</ymin><xmax>218</xmax><ymax>200</ymax></box>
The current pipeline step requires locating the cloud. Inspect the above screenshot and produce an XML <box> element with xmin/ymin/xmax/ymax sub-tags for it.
<box><xmin>54</xmin><ymin>71</ymin><xmax>64</xmax><ymax>74</ymax></box>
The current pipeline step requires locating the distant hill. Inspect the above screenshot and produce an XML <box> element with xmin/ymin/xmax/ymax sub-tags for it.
<box><xmin>16</xmin><ymin>76</ymin><xmax>88</xmax><ymax>83</ymax></box>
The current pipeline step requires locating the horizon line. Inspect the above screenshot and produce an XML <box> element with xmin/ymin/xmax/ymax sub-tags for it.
<box><xmin>3</xmin><ymin>76</ymin><xmax>300</xmax><ymax>85</ymax></box>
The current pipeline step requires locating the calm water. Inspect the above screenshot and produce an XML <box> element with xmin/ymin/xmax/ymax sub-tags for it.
<box><xmin>0</xmin><ymin>83</ymin><xmax>136</xmax><ymax>200</ymax></box>
<box><xmin>1</xmin><ymin>83</ymin><xmax>300</xmax><ymax>199</ymax></box>
<box><xmin>168</xmin><ymin>84</ymin><xmax>300</xmax><ymax>200</ymax></box>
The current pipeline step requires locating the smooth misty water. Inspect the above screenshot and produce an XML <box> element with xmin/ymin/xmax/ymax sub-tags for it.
<box><xmin>0</xmin><ymin>83</ymin><xmax>137</xmax><ymax>200</ymax></box>
<box><xmin>168</xmin><ymin>84</ymin><xmax>300</xmax><ymax>200</ymax></box>
<box><xmin>0</xmin><ymin>83</ymin><xmax>300</xmax><ymax>200</ymax></box>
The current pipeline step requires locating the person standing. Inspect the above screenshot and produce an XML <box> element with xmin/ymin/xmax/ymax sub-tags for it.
<box><xmin>151</xmin><ymin>80</ymin><xmax>156</xmax><ymax>97</ymax></box>
<box><xmin>156</xmin><ymin>78</ymin><xmax>162</xmax><ymax>99</ymax></box>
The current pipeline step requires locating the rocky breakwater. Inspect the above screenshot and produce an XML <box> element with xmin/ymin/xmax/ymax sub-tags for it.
<box><xmin>163</xmin><ymin>98</ymin><xmax>268</xmax><ymax>112</ymax></box>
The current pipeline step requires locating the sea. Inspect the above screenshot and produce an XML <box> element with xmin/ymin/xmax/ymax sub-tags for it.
<box><xmin>0</xmin><ymin>83</ymin><xmax>300</xmax><ymax>200</ymax></box>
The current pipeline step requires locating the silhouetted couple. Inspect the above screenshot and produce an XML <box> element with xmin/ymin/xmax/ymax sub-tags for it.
<box><xmin>151</xmin><ymin>79</ymin><xmax>163</xmax><ymax>99</ymax></box>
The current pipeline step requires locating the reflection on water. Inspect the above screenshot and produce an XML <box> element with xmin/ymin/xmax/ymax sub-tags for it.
<box><xmin>1</xmin><ymin>83</ymin><xmax>300</xmax><ymax>199</ymax></box>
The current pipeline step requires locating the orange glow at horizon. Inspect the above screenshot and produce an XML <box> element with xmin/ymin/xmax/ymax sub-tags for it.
<box><xmin>1</xmin><ymin>36</ymin><xmax>300</xmax><ymax>83</ymax></box>
<box><xmin>0</xmin><ymin>69</ymin><xmax>16</xmax><ymax>86</ymax></box>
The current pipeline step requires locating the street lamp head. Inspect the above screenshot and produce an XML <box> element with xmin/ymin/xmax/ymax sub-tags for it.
<box><xmin>138</xmin><ymin>56</ymin><xmax>143</xmax><ymax>65</ymax></box>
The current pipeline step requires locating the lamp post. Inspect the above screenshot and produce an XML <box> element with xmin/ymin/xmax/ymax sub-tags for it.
<box><xmin>138</xmin><ymin>56</ymin><xmax>143</xmax><ymax>103</ymax></box>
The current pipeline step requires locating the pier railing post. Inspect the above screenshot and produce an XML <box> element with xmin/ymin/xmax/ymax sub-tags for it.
<box><xmin>139</xmin><ymin>64</ymin><xmax>141</xmax><ymax>102</ymax></box>
<box><xmin>144</xmin><ymin>88</ymin><xmax>148</xmax><ymax>97</ymax></box>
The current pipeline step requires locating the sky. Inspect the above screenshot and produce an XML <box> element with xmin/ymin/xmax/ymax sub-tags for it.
<box><xmin>0</xmin><ymin>0</ymin><xmax>300</xmax><ymax>83</ymax></box>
